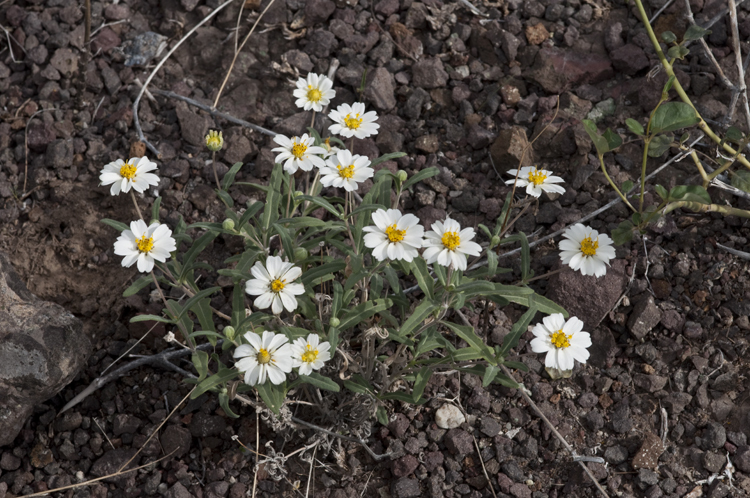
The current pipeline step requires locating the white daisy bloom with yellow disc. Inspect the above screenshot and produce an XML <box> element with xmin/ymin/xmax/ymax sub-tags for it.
<box><xmin>99</xmin><ymin>156</ymin><xmax>160</xmax><ymax>196</ymax></box>
<box><xmin>234</xmin><ymin>331</ymin><xmax>293</xmax><ymax>386</ymax></box>
<box><xmin>245</xmin><ymin>255</ymin><xmax>305</xmax><ymax>314</ymax></box>
<box><xmin>328</xmin><ymin>102</ymin><xmax>380</xmax><ymax>139</ymax></box>
<box><xmin>505</xmin><ymin>166</ymin><xmax>565</xmax><ymax>198</ymax></box>
<box><xmin>530</xmin><ymin>314</ymin><xmax>591</xmax><ymax>372</ymax></box>
<box><xmin>363</xmin><ymin>209</ymin><xmax>424</xmax><ymax>262</ymax></box>
<box><xmin>293</xmin><ymin>73</ymin><xmax>336</xmax><ymax>112</ymax></box>
<box><xmin>559</xmin><ymin>224</ymin><xmax>616</xmax><ymax>278</ymax></box>
<box><xmin>272</xmin><ymin>134</ymin><xmax>327</xmax><ymax>174</ymax></box>
<box><xmin>290</xmin><ymin>334</ymin><xmax>332</xmax><ymax>376</ymax></box>
<box><xmin>422</xmin><ymin>216</ymin><xmax>482</xmax><ymax>271</ymax></box>
<box><xmin>319</xmin><ymin>149</ymin><xmax>374</xmax><ymax>192</ymax></box>
<box><xmin>114</xmin><ymin>220</ymin><xmax>176</xmax><ymax>273</ymax></box>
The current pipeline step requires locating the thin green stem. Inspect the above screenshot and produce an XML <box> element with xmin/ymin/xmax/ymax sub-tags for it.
<box><xmin>211</xmin><ymin>150</ymin><xmax>221</xmax><ymax>190</ymax></box>
<box><xmin>597</xmin><ymin>154</ymin><xmax>637</xmax><ymax>212</ymax></box>
<box><xmin>130</xmin><ymin>190</ymin><xmax>145</xmax><ymax>221</ymax></box>
<box><xmin>664</xmin><ymin>200</ymin><xmax>750</xmax><ymax>218</ymax></box>
<box><xmin>639</xmin><ymin>139</ymin><xmax>650</xmax><ymax>212</ymax></box>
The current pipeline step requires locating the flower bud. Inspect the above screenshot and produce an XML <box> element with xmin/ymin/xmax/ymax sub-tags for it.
<box><xmin>490</xmin><ymin>235</ymin><xmax>501</xmax><ymax>247</ymax></box>
<box><xmin>330</xmin><ymin>317</ymin><xmax>340</xmax><ymax>328</ymax></box>
<box><xmin>222</xmin><ymin>219</ymin><xmax>235</xmax><ymax>230</ymax></box>
<box><xmin>293</xmin><ymin>247</ymin><xmax>309</xmax><ymax>261</ymax></box>
<box><xmin>223</xmin><ymin>326</ymin><xmax>236</xmax><ymax>341</ymax></box>
<box><xmin>295</xmin><ymin>190</ymin><xmax>305</xmax><ymax>198</ymax></box>
<box><xmin>397</xmin><ymin>170</ymin><xmax>408</xmax><ymax>182</ymax></box>
<box><xmin>205</xmin><ymin>130</ymin><xmax>224</xmax><ymax>152</ymax></box>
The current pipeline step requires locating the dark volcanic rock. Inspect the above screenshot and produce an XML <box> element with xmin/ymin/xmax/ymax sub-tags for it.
<box><xmin>527</xmin><ymin>48</ymin><xmax>613</xmax><ymax>94</ymax></box>
<box><xmin>0</xmin><ymin>253</ymin><xmax>90</xmax><ymax>447</ymax></box>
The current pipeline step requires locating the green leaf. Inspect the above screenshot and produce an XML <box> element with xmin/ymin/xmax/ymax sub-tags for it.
<box><xmin>411</xmin><ymin>367</ymin><xmax>432</xmax><ymax>402</ymax></box>
<box><xmin>194</xmin><ymin>297</ymin><xmax>216</xmax><ymax>344</ymax></box>
<box><xmin>218</xmin><ymin>392</ymin><xmax>240</xmax><ymax>418</ymax></box>
<box><xmin>179</xmin><ymin>231</ymin><xmax>219</xmax><ymax>281</ymax></box>
<box><xmin>231</xmin><ymin>282</ymin><xmax>246</xmax><ymax>329</ymax></box>
<box><xmin>192</xmin><ymin>351</ymin><xmax>209</xmax><ymax>381</ymax></box>
<box><xmin>295</xmin><ymin>372</ymin><xmax>340</xmax><ymax>392</ymax></box>
<box><xmin>622</xmin><ymin>180</ymin><xmax>634</xmax><ymax>193</ymax></box>
<box><xmin>410</xmin><ymin>258</ymin><xmax>434</xmax><ymax>300</ymax></box>
<box><xmin>502</xmin><ymin>360</ymin><xmax>530</xmax><ymax>372</ymax></box>
<box><xmin>661</xmin><ymin>30</ymin><xmax>677</xmax><ymax>43</ymax></box>
<box><xmin>130</xmin><ymin>314</ymin><xmax>175</xmax><ymax>324</ymax></box>
<box><xmin>647</xmin><ymin>134</ymin><xmax>674</xmax><ymax>157</ymax></box>
<box><xmin>731</xmin><ymin>170</ymin><xmax>750</xmax><ymax>193</ymax></box>
<box><xmin>403</xmin><ymin>166</ymin><xmax>440</xmax><ymax>190</ymax></box>
<box><xmin>650</xmin><ymin>102</ymin><xmax>700</xmax><ymax>134</ymax></box>
<box><xmin>603</xmin><ymin>128</ymin><xmax>622</xmax><ymax>151</ymax></box>
<box><xmin>662</xmin><ymin>75</ymin><xmax>676</xmax><ymax>95</ymax></box>
<box><xmin>655</xmin><ymin>184</ymin><xmax>669</xmax><ymax>200</ymax></box>
<box><xmin>343</xmin><ymin>374</ymin><xmax>374</xmax><ymax>394</ymax></box>
<box><xmin>494</xmin><ymin>192</ymin><xmax>513</xmax><ymax>236</ymax></box>
<box><xmin>123</xmin><ymin>275</ymin><xmax>152</xmax><ymax>297</ymax></box>
<box><xmin>383</xmin><ymin>265</ymin><xmax>401</xmax><ymax>293</ymax></box>
<box><xmin>216</xmin><ymin>189</ymin><xmax>234</xmax><ymax>208</ymax></box>
<box><xmin>338</xmin><ymin>299</ymin><xmax>392</xmax><ymax>332</ymax></box>
<box><xmin>667</xmin><ymin>44</ymin><xmax>690</xmax><ymax>60</ymax></box>
<box><xmin>626</xmin><ymin>118</ymin><xmax>645</xmax><ymax>136</ymax></box>
<box><xmin>370</xmin><ymin>151</ymin><xmax>407</xmax><ymax>169</ymax></box>
<box><xmin>261</xmin><ymin>162</ymin><xmax>283</xmax><ymax>233</ymax></box>
<box><xmin>670</xmin><ymin>185</ymin><xmax>711</xmax><ymax>204</ymax></box>
<box><xmin>101</xmin><ymin>218</ymin><xmax>130</xmax><ymax>232</ymax></box>
<box><xmin>272</xmin><ymin>223</ymin><xmax>295</xmax><ymax>260</ymax></box>
<box><xmin>486</xmin><ymin>250</ymin><xmax>498</xmax><ymax>278</ymax></box>
<box><xmin>255</xmin><ymin>381</ymin><xmax>287</xmax><ymax>415</ymax></box>
<box><xmin>530</xmin><ymin>293</ymin><xmax>567</xmax><ymax>316</ymax></box>
<box><xmin>482</xmin><ymin>365</ymin><xmax>500</xmax><ymax>387</ymax></box>
<box><xmin>441</xmin><ymin>321</ymin><xmax>495</xmax><ymax>361</ymax></box>
<box><xmin>376</xmin><ymin>405</ymin><xmax>389</xmax><ymax>425</ymax></box>
<box><xmin>174</xmin><ymin>287</ymin><xmax>222</xmax><ymax>323</ymax></box>
<box><xmin>191</xmin><ymin>368</ymin><xmax>239</xmax><ymax>398</ymax></box>
<box><xmin>582</xmin><ymin>119</ymin><xmax>609</xmax><ymax>155</ymax></box>
<box><xmin>301</xmin><ymin>261</ymin><xmax>346</xmax><ymax>288</ymax></box>
<box><xmin>499</xmin><ymin>302</ymin><xmax>538</xmax><ymax>357</ymax></box>
<box><xmin>222</xmin><ymin>162</ymin><xmax>244</xmax><ymax>190</ymax></box>
<box><xmin>151</xmin><ymin>197</ymin><xmax>162</xmax><ymax>223</ymax></box>
<box><xmin>684</xmin><ymin>24</ymin><xmax>711</xmax><ymax>41</ymax></box>
<box><xmin>297</xmin><ymin>194</ymin><xmax>343</xmax><ymax>219</ymax></box>
<box><xmin>726</xmin><ymin>126</ymin><xmax>744</xmax><ymax>144</ymax></box>
<box><xmin>399</xmin><ymin>299</ymin><xmax>439</xmax><ymax>337</ymax></box>
<box><xmin>611</xmin><ymin>220</ymin><xmax>634</xmax><ymax>245</ymax></box>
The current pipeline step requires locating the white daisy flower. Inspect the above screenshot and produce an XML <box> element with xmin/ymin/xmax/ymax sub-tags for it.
<box><xmin>293</xmin><ymin>73</ymin><xmax>336</xmax><ymax>112</ymax></box>
<box><xmin>245</xmin><ymin>255</ymin><xmax>305</xmax><ymax>314</ymax></box>
<box><xmin>290</xmin><ymin>334</ymin><xmax>332</xmax><ymax>376</ymax></box>
<box><xmin>319</xmin><ymin>149</ymin><xmax>374</xmax><ymax>192</ymax></box>
<box><xmin>113</xmin><ymin>220</ymin><xmax>176</xmax><ymax>273</ymax></box>
<box><xmin>234</xmin><ymin>331</ymin><xmax>294</xmax><ymax>386</ymax></box>
<box><xmin>505</xmin><ymin>166</ymin><xmax>565</xmax><ymax>198</ymax></box>
<box><xmin>422</xmin><ymin>216</ymin><xmax>482</xmax><ymax>271</ymax></box>
<box><xmin>272</xmin><ymin>134</ymin><xmax>327</xmax><ymax>174</ymax></box>
<box><xmin>559</xmin><ymin>224</ymin><xmax>616</xmax><ymax>278</ymax></box>
<box><xmin>100</xmin><ymin>156</ymin><xmax>160</xmax><ymax>196</ymax></box>
<box><xmin>530</xmin><ymin>314</ymin><xmax>591</xmax><ymax>373</ymax></box>
<box><xmin>363</xmin><ymin>209</ymin><xmax>424</xmax><ymax>262</ymax></box>
<box><xmin>328</xmin><ymin>102</ymin><xmax>379</xmax><ymax>139</ymax></box>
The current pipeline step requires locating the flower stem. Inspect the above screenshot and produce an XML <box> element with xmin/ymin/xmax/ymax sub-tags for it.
<box><xmin>310</xmin><ymin>110</ymin><xmax>316</xmax><ymax>130</ymax></box>
<box><xmin>597</xmin><ymin>154</ymin><xmax>636</xmax><ymax>213</ymax></box>
<box><xmin>212</xmin><ymin>150</ymin><xmax>221</xmax><ymax>190</ymax></box>
<box><xmin>130</xmin><ymin>190</ymin><xmax>145</xmax><ymax>221</ymax></box>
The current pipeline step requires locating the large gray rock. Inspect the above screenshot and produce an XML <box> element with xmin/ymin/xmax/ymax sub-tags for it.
<box><xmin>546</xmin><ymin>259</ymin><xmax>628</xmax><ymax>330</ymax></box>
<box><xmin>0</xmin><ymin>253</ymin><xmax>90</xmax><ymax>447</ymax></box>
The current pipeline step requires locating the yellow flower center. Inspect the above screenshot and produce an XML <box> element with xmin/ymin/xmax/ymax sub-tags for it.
<box><xmin>206</xmin><ymin>131</ymin><xmax>223</xmax><ymax>151</ymax></box>
<box><xmin>136</xmin><ymin>235</ymin><xmax>154</xmax><ymax>253</ymax></box>
<box><xmin>120</xmin><ymin>162</ymin><xmax>137</xmax><ymax>180</ymax></box>
<box><xmin>344</xmin><ymin>113</ymin><xmax>362</xmax><ymax>130</ymax></box>
<box><xmin>257</xmin><ymin>348</ymin><xmax>271</xmax><ymax>364</ymax></box>
<box><xmin>337</xmin><ymin>164</ymin><xmax>355</xmax><ymax>179</ymax></box>
<box><xmin>580</xmin><ymin>236</ymin><xmax>599</xmax><ymax>257</ymax></box>
<box><xmin>527</xmin><ymin>168</ymin><xmax>548</xmax><ymax>186</ymax></box>
<box><xmin>550</xmin><ymin>330</ymin><xmax>572</xmax><ymax>349</ymax></box>
<box><xmin>301</xmin><ymin>345</ymin><xmax>319</xmax><ymax>363</ymax></box>
<box><xmin>271</xmin><ymin>279</ymin><xmax>285</xmax><ymax>293</ymax></box>
<box><xmin>307</xmin><ymin>86</ymin><xmax>322</xmax><ymax>102</ymax></box>
<box><xmin>291</xmin><ymin>142</ymin><xmax>307</xmax><ymax>159</ymax></box>
<box><xmin>385</xmin><ymin>224</ymin><xmax>405</xmax><ymax>243</ymax></box>
<box><xmin>441</xmin><ymin>231</ymin><xmax>461</xmax><ymax>251</ymax></box>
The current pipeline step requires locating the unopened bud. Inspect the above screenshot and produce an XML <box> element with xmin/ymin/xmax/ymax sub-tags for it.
<box><xmin>490</xmin><ymin>235</ymin><xmax>501</xmax><ymax>247</ymax></box>
<box><xmin>205</xmin><ymin>130</ymin><xmax>224</xmax><ymax>152</ymax></box>
<box><xmin>295</xmin><ymin>191</ymin><xmax>305</xmax><ymax>198</ymax></box>
<box><xmin>293</xmin><ymin>247</ymin><xmax>309</xmax><ymax>261</ymax></box>
<box><xmin>330</xmin><ymin>317</ymin><xmax>340</xmax><ymax>328</ymax></box>
<box><xmin>222</xmin><ymin>219</ymin><xmax>235</xmax><ymax>230</ymax></box>
<box><xmin>224</xmin><ymin>326</ymin><xmax>236</xmax><ymax>341</ymax></box>
<box><xmin>397</xmin><ymin>170</ymin><xmax>408</xmax><ymax>182</ymax></box>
